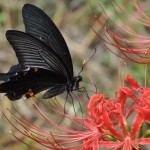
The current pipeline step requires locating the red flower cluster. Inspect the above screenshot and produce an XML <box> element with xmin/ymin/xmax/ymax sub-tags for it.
<box><xmin>84</xmin><ymin>74</ymin><xmax>150</xmax><ymax>149</ymax></box>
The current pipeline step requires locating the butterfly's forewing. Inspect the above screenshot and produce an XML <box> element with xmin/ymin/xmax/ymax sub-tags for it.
<box><xmin>6</xmin><ymin>30</ymin><xmax>69</xmax><ymax>79</ymax></box>
<box><xmin>22</xmin><ymin>4</ymin><xmax>73</xmax><ymax>77</ymax></box>
<box><xmin>0</xmin><ymin>68</ymin><xmax>66</xmax><ymax>100</ymax></box>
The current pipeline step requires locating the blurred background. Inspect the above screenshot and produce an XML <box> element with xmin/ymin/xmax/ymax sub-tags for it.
<box><xmin>0</xmin><ymin>0</ymin><xmax>150</xmax><ymax>149</ymax></box>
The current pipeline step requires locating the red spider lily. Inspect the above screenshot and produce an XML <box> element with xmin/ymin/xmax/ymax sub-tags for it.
<box><xmin>93</xmin><ymin>0</ymin><xmax>150</xmax><ymax>64</ymax></box>
<box><xmin>3</xmin><ymin>74</ymin><xmax>150</xmax><ymax>149</ymax></box>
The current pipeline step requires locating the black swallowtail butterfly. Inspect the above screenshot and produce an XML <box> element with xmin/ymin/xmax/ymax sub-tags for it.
<box><xmin>0</xmin><ymin>4</ymin><xmax>82</xmax><ymax>100</ymax></box>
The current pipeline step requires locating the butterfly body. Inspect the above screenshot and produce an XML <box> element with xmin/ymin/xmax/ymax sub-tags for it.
<box><xmin>0</xmin><ymin>4</ymin><xmax>82</xmax><ymax>100</ymax></box>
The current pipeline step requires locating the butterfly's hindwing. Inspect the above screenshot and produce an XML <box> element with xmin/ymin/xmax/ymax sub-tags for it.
<box><xmin>42</xmin><ymin>86</ymin><xmax>65</xmax><ymax>99</ymax></box>
<box><xmin>0</xmin><ymin>64</ymin><xmax>22</xmax><ymax>81</ymax></box>
<box><xmin>0</xmin><ymin>68</ymin><xmax>67</xmax><ymax>100</ymax></box>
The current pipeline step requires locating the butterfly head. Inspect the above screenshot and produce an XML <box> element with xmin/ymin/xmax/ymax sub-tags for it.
<box><xmin>71</xmin><ymin>75</ymin><xmax>82</xmax><ymax>91</ymax></box>
<box><xmin>76</xmin><ymin>75</ymin><xmax>82</xmax><ymax>82</ymax></box>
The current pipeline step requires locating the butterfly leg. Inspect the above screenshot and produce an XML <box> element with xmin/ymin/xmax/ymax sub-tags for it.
<box><xmin>77</xmin><ymin>87</ymin><xmax>90</xmax><ymax>99</ymax></box>
<box><xmin>68</xmin><ymin>93</ymin><xmax>77</xmax><ymax>117</ymax></box>
<box><xmin>58</xmin><ymin>92</ymin><xmax>68</xmax><ymax>125</ymax></box>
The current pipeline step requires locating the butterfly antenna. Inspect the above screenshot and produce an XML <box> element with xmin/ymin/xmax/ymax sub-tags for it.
<box><xmin>78</xmin><ymin>48</ymin><xmax>96</xmax><ymax>75</ymax></box>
